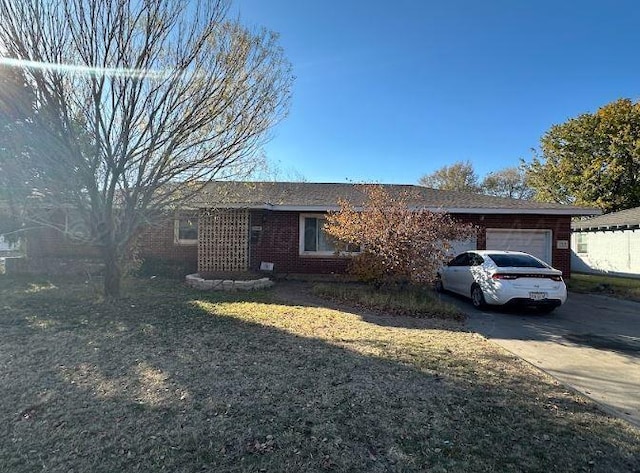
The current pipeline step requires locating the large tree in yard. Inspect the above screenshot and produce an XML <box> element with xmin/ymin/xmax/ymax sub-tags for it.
<box><xmin>418</xmin><ymin>160</ymin><xmax>480</xmax><ymax>193</ymax></box>
<box><xmin>0</xmin><ymin>0</ymin><xmax>292</xmax><ymax>297</ymax></box>
<box><xmin>324</xmin><ymin>185</ymin><xmax>477</xmax><ymax>287</ymax></box>
<box><xmin>525</xmin><ymin>98</ymin><xmax>640</xmax><ymax>213</ymax></box>
<box><xmin>481</xmin><ymin>166</ymin><xmax>534</xmax><ymax>199</ymax></box>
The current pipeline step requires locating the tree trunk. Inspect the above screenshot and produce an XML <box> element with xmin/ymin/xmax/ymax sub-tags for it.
<box><xmin>103</xmin><ymin>246</ymin><xmax>122</xmax><ymax>298</ymax></box>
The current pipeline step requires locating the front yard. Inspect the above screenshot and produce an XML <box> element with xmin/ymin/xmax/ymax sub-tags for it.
<box><xmin>0</xmin><ymin>276</ymin><xmax>638</xmax><ymax>472</ymax></box>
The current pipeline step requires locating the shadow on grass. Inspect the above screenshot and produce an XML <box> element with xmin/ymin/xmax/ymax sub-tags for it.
<box><xmin>0</xmin><ymin>275</ymin><xmax>639</xmax><ymax>473</ymax></box>
<box><xmin>272</xmin><ymin>280</ymin><xmax>468</xmax><ymax>332</ymax></box>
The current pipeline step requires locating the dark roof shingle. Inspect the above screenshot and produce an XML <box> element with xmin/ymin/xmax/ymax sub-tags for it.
<box><xmin>572</xmin><ymin>206</ymin><xmax>640</xmax><ymax>230</ymax></box>
<box><xmin>187</xmin><ymin>181</ymin><xmax>598</xmax><ymax>216</ymax></box>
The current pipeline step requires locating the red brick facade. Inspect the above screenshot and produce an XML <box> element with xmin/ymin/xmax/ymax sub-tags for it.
<box><xmin>17</xmin><ymin>209</ymin><xmax>573</xmax><ymax>278</ymax></box>
<box><xmin>22</xmin><ymin>210</ymin><xmax>98</xmax><ymax>259</ymax></box>
<box><xmin>248</xmin><ymin>210</ymin><xmax>350</xmax><ymax>275</ymax></box>
<box><xmin>248</xmin><ymin>210</ymin><xmax>572</xmax><ymax>277</ymax></box>
<box><xmin>138</xmin><ymin>218</ymin><xmax>198</xmax><ymax>270</ymax></box>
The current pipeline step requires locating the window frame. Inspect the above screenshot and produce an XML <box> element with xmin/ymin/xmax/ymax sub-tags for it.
<box><xmin>64</xmin><ymin>210</ymin><xmax>91</xmax><ymax>241</ymax></box>
<box><xmin>448</xmin><ymin>253</ymin><xmax>470</xmax><ymax>267</ymax></box>
<box><xmin>174</xmin><ymin>215</ymin><xmax>199</xmax><ymax>245</ymax></box>
<box><xmin>576</xmin><ymin>233</ymin><xmax>588</xmax><ymax>254</ymax></box>
<box><xmin>298</xmin><ymin>213</ymin><xmax>360</xmax><ymax>257</ymax></box>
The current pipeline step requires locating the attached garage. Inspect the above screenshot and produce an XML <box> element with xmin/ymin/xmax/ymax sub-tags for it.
<box><xmin>10</xmin><ymin>182</ymin><xmax>599</xmax><ymax>279</ymax></box>
<box><xmin>486</xmin><ymin>229</ymin><xmax>552</xmax><ymax>264</ymax></box>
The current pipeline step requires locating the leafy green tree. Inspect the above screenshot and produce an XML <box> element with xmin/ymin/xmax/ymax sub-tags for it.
<box><xmin>525</xmin><ymin>98</ymin><xmax>640</xmax><ymax>212</ymax></box>
<box><xmin>481</xmin><ymin>167</ymin><xmax>534</xmax><ymax>199</ymax></box>
<box><xmin>0</xmin><ymin>0</ymin><xmax>292</xmax><ymax>297</ymax></box>
<box><xmin>418</xmin><ymin>160</ymin><xmax>480</xmax><ymax>192</ymax></box>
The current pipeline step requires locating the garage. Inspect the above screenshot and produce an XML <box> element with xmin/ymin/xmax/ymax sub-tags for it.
<box><xmin>486</xmin><ymin>229</ymin><xmax>552</xmax><ymax>264</ymax></box>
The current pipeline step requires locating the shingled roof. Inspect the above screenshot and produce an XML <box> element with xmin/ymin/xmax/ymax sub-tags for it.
<box><xmin>572</xmin><ymin>206</ymin><xmax>640</xmax><ymax>231</ymax></box>
<box><xmin>186</xmin><ymin>181</ymin><xmax>598</xmax><ymax>216</ymax></box>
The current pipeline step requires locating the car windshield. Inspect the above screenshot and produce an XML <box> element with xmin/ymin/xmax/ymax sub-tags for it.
<box><xmin>488</xmin><ymin>253</ymin><xmax>547</xmax><ymax>268</ymax></box>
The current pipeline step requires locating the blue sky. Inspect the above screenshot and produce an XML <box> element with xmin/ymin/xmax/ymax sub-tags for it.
<box><xmin>234</xmin><ymin>0</ymin><xmax>640</xmax><ymax>184</ymax></box>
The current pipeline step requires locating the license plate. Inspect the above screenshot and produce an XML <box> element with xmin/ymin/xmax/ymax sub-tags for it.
<box><xmin>529</xmin><ymin>292</ymin><xmax>547</xmax><ymax>301</ymax></box>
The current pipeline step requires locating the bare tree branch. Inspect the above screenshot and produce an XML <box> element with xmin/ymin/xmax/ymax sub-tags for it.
<box><xmin>0</xmin><ymin>0</ymin><xmax>293</xmax><ymax>297</ymax></box>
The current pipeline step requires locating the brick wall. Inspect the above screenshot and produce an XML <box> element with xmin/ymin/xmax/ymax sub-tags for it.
<box><xmin>21</xmin><ymin>212</ymin><xmax>196</xmax><ymax>268</ymax></box>
<box><xmin>248</xmin><ymin>210</ymin><xmax>349</xmax><ymax>275</ymax></box>
<box><xmin>20</xmin><ymin>209</ymin><xmax>572</xmax><ymax>278</ymax></box>
<box><xmin>247</xmin><ymin>211</ymin><xmax>573</xmax><ymax>277</ymax></box>
<box><xmin>23</xmin><ymin>210</ymin><xmax>98</xmax><ymax>259</ymax></box>
<box><xmin>138</xmin><ymin>217</ymin><xmax>198</xmax><ymax>268</ymax></box>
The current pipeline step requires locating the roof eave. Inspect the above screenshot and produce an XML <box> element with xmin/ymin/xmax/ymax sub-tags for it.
<box><xmin>187</xmin><ymin>203</ymin><xmax>600</xmax><ymax>216</ymax></box>
<box><xmin>573</xmin><ymin>223</ymin><xmax>640</xmax><ymax>231</ymax></box>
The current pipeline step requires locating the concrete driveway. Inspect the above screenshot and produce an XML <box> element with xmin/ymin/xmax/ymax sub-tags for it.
<box><xmin>447</xmin><ymin>291</ymin><xmax>640</xmax><ymax>428</ymax></box>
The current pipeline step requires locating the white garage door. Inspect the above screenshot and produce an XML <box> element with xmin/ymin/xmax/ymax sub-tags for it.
<box><xmin>486</xmin><ymin>229</ymin><xmax>552</xmax><ymax>264</ymax></box>
<box><xmin>447</xmin><ymin>237</ymin><xmax>477</xmax><ymax>256</ymax></box>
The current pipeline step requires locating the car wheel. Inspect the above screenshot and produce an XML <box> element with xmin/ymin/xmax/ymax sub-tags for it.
<box><xmin>471</xmin><ymin>284</ymin><xmax>485</xmax><ymax>309</ymax></box>
<box><xmin>434</xmin><ymin>277</ymin><xmax>444</xmax><ymax>293</ymax></box>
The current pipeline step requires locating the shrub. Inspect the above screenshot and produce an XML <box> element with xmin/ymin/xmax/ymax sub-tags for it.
<box><xmin>324</xmin><ymin>185</ymin><xmax>476</xmax><ymax>287</ymax></box>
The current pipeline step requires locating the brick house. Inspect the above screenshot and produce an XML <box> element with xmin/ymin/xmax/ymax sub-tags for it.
<box><xmin>4</xmin><ymin>182</ymin><xmax>599</xmax><ymax>277</ymax></box>
<box><xmin>136</xmin><ymin>182</ymin><xmax>598</xmax><ymax>278</ymax></box>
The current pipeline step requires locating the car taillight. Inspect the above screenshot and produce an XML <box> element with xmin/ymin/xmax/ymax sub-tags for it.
<box><xmin>492</xmin><ymin>273</ymin><xmax>563</xmax><ymax>281</ymax></box>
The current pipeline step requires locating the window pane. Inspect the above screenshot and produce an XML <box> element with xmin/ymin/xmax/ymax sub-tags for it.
<box><xmin>470</xmin><ymin>254</ymin><xmax>484</xmax><ymax>266</ymax></box>
<box><xmin>488</xmin><ymin>254</ymin><xmax>546</xmax><ymax>268</ymax></box>
<box><xmin>317</xmin><ymin>219</ymin><xmax>335</xmax><ymax>252</ymax></box>
<box><xmin>66</xmin><ymin>211</ymin><xmax>90</xmax><ymax>240</ymax></box>
<box><xmin>179</xmin><ymin>218</ymin><xmax>198</xmax><ymax>241</ymax></box>
<box><xmin>304</xmin><ymin>218</ymin><xmax>317</xmax><ymax>251</ymax></box>
<box><xmin>577</xmin><ymin>234</ymin><xmax>588</xmax><ymax>253</ymax></box>
<box><xmin>450</xmin><ymin>254</ymin><xmax>469</xmax><ymax>266</ymax></box>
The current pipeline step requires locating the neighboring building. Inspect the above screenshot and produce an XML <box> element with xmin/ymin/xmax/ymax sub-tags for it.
<box><xmin>0</xmin><ymin>235</ymin><xmax>19</xmax><ymax>254</ymax></box>
<box><xmin>8</xmin><ymin>182</ymin><xmax>599</xmax><ymax>277</ymax></box>
<box><xmin>571</xmin><ymin>206</ymin><xmax>640</xmax><ymax>278</ymax></box>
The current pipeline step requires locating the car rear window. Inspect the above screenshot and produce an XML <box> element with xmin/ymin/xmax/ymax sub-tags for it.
<box><xmin>488</xmin><ymin>254</ymin><xmax>547</xmax><ymax>268</ymax></box>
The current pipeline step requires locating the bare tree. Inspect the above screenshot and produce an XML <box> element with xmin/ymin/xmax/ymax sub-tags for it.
<box><xmin>0</xmin><ymin>0</ymin><xmax>292</xmax><ymax>297</ymax></box>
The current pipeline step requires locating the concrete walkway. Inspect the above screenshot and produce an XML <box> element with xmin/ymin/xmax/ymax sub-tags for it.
<box><xmin>452</xmin><ymin>292</ymin><xmax>640</xmax><ymax>428</ymax></box>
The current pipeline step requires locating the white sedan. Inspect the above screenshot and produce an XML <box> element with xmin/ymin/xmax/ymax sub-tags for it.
<box><xmin>435</xmin><ymin>250</ymin><xmax>567</xmax><ymax>313</ymax></box>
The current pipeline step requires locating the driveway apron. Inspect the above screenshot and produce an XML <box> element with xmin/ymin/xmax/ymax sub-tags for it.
<box><xmin>456</xmin><ymin>292</ymin><xmax>640</xmax><ymax>428</ymax></box>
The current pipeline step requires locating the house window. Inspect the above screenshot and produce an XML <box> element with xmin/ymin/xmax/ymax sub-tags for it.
<box><xmin>65</xmin><ymin>211</ymin><xmax>91</xmax><ymax>241</ymax></box>
<box><xmin>0</xmin><ymin>234</ymin><xmax>20</xmax><ymax>252</ymax></box>
<box><xmin>299</xmin><ymin>214</ymin><xmax>359</xmax><ymax>256</ymax></box>
<box><xmin>576</xmin><ymin>233</ymin><xmax>588</xmax><ymax>253</ymax></box>
<box><xmin>175</xmin><ymin>217</ymin><xmax>198</xmax><ymax>245</ymax></box>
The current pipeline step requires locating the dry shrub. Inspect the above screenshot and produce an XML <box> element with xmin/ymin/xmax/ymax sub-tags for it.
<box><xmin>325</xmin><ymin>185</ymin><xmax>477</xmax><ymax>287</ymax></box>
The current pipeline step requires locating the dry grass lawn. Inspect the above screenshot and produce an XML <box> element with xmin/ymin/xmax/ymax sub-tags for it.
<box><xmin>568</xmin><ymin>272</ymin><xmax>640</xmax><ymax>301</ymax></box>
<box><xmin>0</xmin><ymin>275</ymin><xmax>639</xmax><ymax>472</ymax></box>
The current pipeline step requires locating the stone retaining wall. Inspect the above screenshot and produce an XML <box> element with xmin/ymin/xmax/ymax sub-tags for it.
<box><xmin>185</xmin><ymin>273</ymin><xmax>274</xmax><ymax>291</ymax></box>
